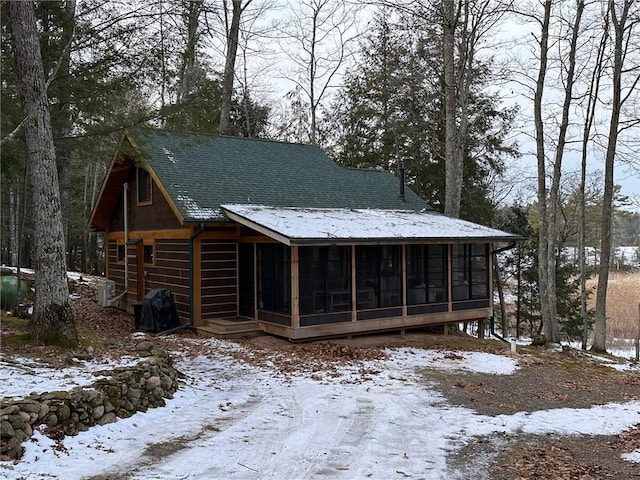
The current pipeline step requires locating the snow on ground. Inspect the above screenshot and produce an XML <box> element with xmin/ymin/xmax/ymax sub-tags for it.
<box><xmin>1</xmin><ymin>355</ymin><xmax>144</xmax><ymax>399</ymax></box>
<box><xmin>1</xmin><ymin>339</ymin><xmax>639</xmax><ymax>480</ymax></box>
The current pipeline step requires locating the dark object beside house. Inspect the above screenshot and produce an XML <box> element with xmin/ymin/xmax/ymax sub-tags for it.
<box><xmin>137</xmin><ymin>289</ymin><xmax>181</xmax><ymax>333</ymax></box>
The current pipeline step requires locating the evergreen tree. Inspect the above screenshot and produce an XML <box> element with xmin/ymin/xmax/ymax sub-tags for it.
<box><xmin>331</xmin><ymin>10</ymin><xmax>518</xmax><ymax>224</ymax></box>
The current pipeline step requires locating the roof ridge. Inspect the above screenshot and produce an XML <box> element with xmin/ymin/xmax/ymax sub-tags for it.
<box><xmin>128</xmin><ymin>127</ymin><xmax>320</xmax><ymax>148</ymax></box>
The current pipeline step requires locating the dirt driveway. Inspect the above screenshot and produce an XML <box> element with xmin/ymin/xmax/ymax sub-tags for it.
<box><xmin>235</xmin><ymin>332</ymin><xmax>640</xmax><ymax>479</ymax></box>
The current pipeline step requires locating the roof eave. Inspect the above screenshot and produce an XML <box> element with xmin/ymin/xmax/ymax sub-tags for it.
<box><xmin>286</xmin><ymin>236</ymin><xmax>521</xmax><ymax>246</ymax></box>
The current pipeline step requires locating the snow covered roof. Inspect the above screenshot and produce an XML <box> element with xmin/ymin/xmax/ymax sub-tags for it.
<box><xmin>221</xmin><ymin>204</ymin><xmax>519</xmax><ymax>246</ymax></box>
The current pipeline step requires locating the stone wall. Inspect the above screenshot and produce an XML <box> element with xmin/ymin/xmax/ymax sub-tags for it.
<box><xmin>1</xmin><ymin>342</ymin><xmax>181</xmax><ymax>460</ymax></box>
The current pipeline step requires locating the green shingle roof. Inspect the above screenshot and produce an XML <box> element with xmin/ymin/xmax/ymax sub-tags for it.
<box><xmin>129</xmin><ymin>129</ymin><xmax>431</xmax><ymax>223</ymax></box>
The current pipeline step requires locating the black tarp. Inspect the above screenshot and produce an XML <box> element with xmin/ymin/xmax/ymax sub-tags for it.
<box><xmin>137</xmin><ymin>288</ymin><xmax>181</xmax><ymax>333</ymax></box>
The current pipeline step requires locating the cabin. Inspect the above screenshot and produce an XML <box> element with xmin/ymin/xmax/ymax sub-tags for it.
<box><xmin>89</xmin><ymin>129</ymin><xmax>517</xmax><ymax>340</ymax></box>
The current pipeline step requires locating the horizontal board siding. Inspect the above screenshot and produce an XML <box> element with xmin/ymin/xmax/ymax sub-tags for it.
<box><xmin>201</xmin><ymin>240</ymin><xmax>237</xmax><ymax>318</ymax></box>
<box><xmin>155</xmin><ymin>241</ymin><xmax>190</xmax><ymax>254</ymax></box>
<box><xmin>107</xmin><ymin>242</ymin><xmax>125</xmax><ymax>294</ymax></box>
<box><xmin>201</xmin><ymin>250</ymin><xmax>236</xmax><ymax>262</ymax></box>
<box><xmin>200</xmin><ymin>259</ymin><xmax>236</xmax><ymax>270</ymax></box>
<box><xmin>202</xmin><ymin>304</ymin><xmax>236</xmax><ymax>316</ymax></box>
<box><xmin>201</xmin><ymin>276</ymin><xmax>237</xmax><ymax>288</ymax></box>
<box><xmin>145</xmin><ymin>239</ymin><xmax>190</xmax><ymax>320</ymax></box>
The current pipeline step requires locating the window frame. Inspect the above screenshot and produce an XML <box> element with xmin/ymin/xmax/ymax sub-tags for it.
<box><xmin>116</xmin><ymin>242</ymin><xmax>126</xmax><ymax>265</ymax></box>
<box><xmin>356</xmin><ymin>245</ymin><xmax>402</xmax><ymax>309</ymax></box>
<box><xmin>257</xmin><ymin>243</ymin><xmax>291</xmax><ymax>314</ymax></box>
<box><xmin>299</xmin><ymin>246</ymin><xmax>351</xmax><ymax>315</ymax></box>
<box><xmin>451</xmin><ymin>243</ymin><xmax>489</xmax><ymax>301</ymax></box>
<box><xmin>143</xmin><ymin>240</ymin><xmax>155</xmax><ymax>267</ymax></box>
<box><xmin>406</xmin><ymin>244</ymin><xmax>448</xmax><ymax>305</ymax></box>
<box><xmin>137</xmin><ymin>167</ymin><xmax>153</xmax><ymax>206</ymax></box>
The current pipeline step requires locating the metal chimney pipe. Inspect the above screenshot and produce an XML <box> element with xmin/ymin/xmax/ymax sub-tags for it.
<box><xmin>399</xmin><ymin>161</ymin><xmax>406</xmax><ymax>202</ymax></box>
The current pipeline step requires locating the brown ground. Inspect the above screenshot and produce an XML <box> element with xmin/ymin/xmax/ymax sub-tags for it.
<box><xmin>2</xmin><ymin>279</ymin><xmax>639</xmax><ymax>478</ymax></box>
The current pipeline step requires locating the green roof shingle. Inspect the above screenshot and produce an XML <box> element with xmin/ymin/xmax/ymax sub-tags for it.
<box><xmin>129</xmin><ymin>128</ymin><xmax>431</xmax><ymax>223</ymax></box>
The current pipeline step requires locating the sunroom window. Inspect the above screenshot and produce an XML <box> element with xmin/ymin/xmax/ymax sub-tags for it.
<box><xmin>299</xmin><ymin>246</ymin><xmax>351</xmax><ymax>315</ymax></box>
<box><xmin>406</xmin><ymin>245</ymin><xmax>448</xmax><ymax>305</ymax></box>
<box><xmin>451</xmin><ymin>243</ymin><xmax>489</xmax><ymax>301</ymax></box>
<box><xmin>257</xmin><ymin>244</ymin><xmax>290</xmax><ymax>314</ymax></box>
<box><xmin>356</xmin><ymin>245</ymin><xmax>402</xmax><ymax>308</ymax></box>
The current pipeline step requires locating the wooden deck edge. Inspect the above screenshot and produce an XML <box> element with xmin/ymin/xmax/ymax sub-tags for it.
<box><xmin>261</xmin><ymin>308</ymin><xmax>490</xmax><ymax>341</ymax></box>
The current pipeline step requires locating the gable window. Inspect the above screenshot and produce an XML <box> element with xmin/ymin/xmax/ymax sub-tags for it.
<box><xmin>116</xmin><ymin>243</ymin><xmax>126</xmax><ymax>264</ymax></box>
<box><xmin>451</xmin><ymin>243</ymin><xmax>489</xmax><ymax>301</ymax></box>
<box><xmin>137</xmin><ymin>167</ymin><xmax>152</xmax><ymax>205</ymax></box>
<box><xmin>143</xmin><ymin>242</ymin><xmax>154</xmax><ymax>266</ymax></box>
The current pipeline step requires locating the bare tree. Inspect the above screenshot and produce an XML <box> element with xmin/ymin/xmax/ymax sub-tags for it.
<box><xmin>593</xmin><ymin>0</ymin><xmax>639</xmax><ymax>352</ymax></box>
<box><xmin>219</xmin><ymin>0</ymin><xmax>253</xmax><ymax>135</ymax></box>
<box><xmin>7</xmin><ymin>0</ymin><xmax>78</xmax><ymax>347</ymax></box>
<box><xmin>524</xmin><ymin>0</ymin><xmax>584</xmax><ymax>343</ymax></box>
<box><xmin>546</xmin><ymin>0</ymin><xmax>584</xmax><ymax>342</ymax></box>
<box><xmin>234</xmin><ymin>0</ymin><xmax>279</xmax><ymax>137</ymax></box>
<box><xmin>379</xmin><ymin>0</ymin><xmax>512</xmax><ymax>218</ymax></box>
<box><xmin>177</xmin><ymin>0</ymin><xmax>206</xmax><ymax>104</ymax></box>
<box><xmin>579</xmin><ymin>10</ymin><xmax>608</xmax><ymax>350</ymax></box>
<box><xmin>442</xmin><ymin>0</ymin><xmax>459</xmax><ymax>217</ymax></box>
<box><xmin>281</xmin><ymin>0</ymin><xmax>358</xmax><ymax>145</ymax></box>
<box><xmin>531</xmin><ymin>0</ymin><xmax>553</xmax><ymax>341</ymax></box>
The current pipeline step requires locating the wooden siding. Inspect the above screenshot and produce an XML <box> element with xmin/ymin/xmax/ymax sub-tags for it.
<box><xmin>143</xmin><ymin>239</ymin><xmax>190</xmax><ymax>321</ymax></box>
<box><xmin>107</xmin><ymin>240</ymin><xmax>125</xmax><ymax>294</ymax></box>
<box><xmin>126</xmin><ymin>243</ymin><xmax>139</xmax><ymax>308</ymax></box>
<box><xmin>201</xmin><ymin>240</ymin><xmax>237</xmax><ymax>318</ymax></box>
<box><xmin>110</xmin><ymin>168</ymin><xmax>181</xmax><ymax>232</ymax></box>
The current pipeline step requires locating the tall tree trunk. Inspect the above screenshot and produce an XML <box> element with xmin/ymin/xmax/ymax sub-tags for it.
<box><xmin>177</xmin><ymin>0</ymin><xmax>203</xmax><ymax>104</ymax></box>
<box><xmin>309</xmin><ymin>5</ymin><xmax>318</xmax><ymax>145</ymax></box>
<box><xmin>82</xmin><ymin>162</ymin><xmax>91</xmax><ymax>273</ymax></box>
<box><xmin>8</xmin><ymin>0</ymin><xmax>78</xmax><ymax>348</ymax></box>
<box><xmin>443</xmin><ymin>0</ymin><xmax>460</xmax><ymax>218</ymax></box>
<box><xmin>580</xmin><ymin>15</ymin><xmax>607</xmax><ymax>350</ymax></box>
<box><xmin>54</xmin><ymin>0</ymin><xmax>76</xmax><ymax>266</ymax></box>
<box><xmin>452</xmin><ymin>0</ymin><xmax>472</xmax><ymax>218</ymax></box>
<box><xmin>544</xmin><ymin>0</ymin><xmax>584</xmax><ymax>343</ymax></box>
<box><xmin>593</xmin><ymin>0</ymin><xmax>633</xmax><ymax>353</ymax></box>
<box><xmin>219</xmin><ymin>0</ymin><xmax>245</xmax><ymax>136</ymax></box>
<box><xmin>534</xmin><ymin>0</ymin><xmax>552</xmax><ymax>342</ymax></box>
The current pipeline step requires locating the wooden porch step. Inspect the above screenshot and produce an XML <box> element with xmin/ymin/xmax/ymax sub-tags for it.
<box><xmin>197</xmin><ymin>317</ymin><xmax>263</xmax><ymax>338</ymax></box>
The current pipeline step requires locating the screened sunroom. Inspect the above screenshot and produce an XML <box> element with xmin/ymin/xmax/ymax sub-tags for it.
<box><xmin>224</xmin><ymin>205</ymin><xmax>515</xmax><ymax>340</ymax></box>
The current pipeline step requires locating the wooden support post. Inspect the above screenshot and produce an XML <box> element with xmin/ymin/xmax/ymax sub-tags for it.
<box><xmin>291</xmin><ymin>246</ymin><xmax>300</xmax><ymax>329</ymax></box>
<box><xmin>193</xmin><ymin>237</ymin><xmax>202</xmax><ymax>326</ymax></box>
<box><xmin>351</xmin><ymin>245</ymin><xmax>357</xmax><ymax>322</ymax></box>
<box><xmin>253</xmin><ymin>243</ymin><xmax>258</xmax><ymax>321</ymax></box>
<box><xmin>477</xmin><ymin>317</ymin><xmax>485</xmax><ymax>339</ymax></box>
<box><xmin>447</xmin><ymin>244</ymin><xmax>453</xmax><ymax>313</ymax></box>
<box><xmin>401</xmin><ymin>244</ymin><xmax>407</xmax><ymax>317</ymax></box>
